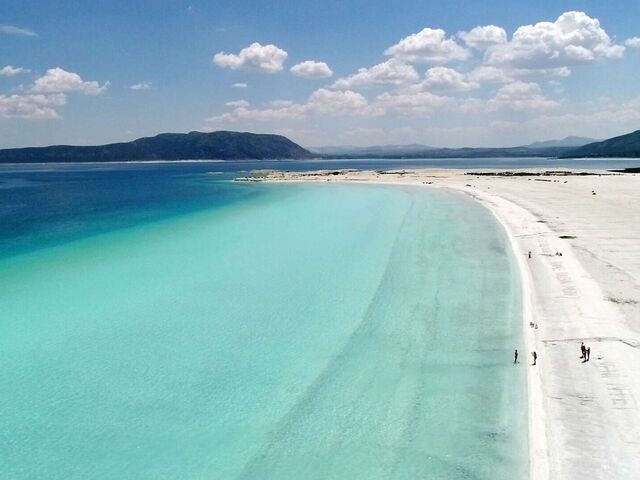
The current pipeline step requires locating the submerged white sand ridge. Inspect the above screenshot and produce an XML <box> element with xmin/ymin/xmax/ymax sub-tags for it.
<box><xmin>247</xmin><ymin>168</ymin><xmax>640</xmax><ymax>480</ymax></box>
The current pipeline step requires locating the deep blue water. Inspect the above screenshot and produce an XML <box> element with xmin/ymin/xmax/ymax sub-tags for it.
<box><xmin>1</xmin><ymin>157</ymin><xmax>639</xmax><ymax>259</ymax></box>
<box><xmin>0</xmin><ymin>163</ymin><xmax>257</xmax><ymax>258</ymax></box>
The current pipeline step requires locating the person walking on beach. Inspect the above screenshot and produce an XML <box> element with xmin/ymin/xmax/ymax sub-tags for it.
<box><xmin>580</xmin><ymin>342</ymin><xmax>586</xmax><ymax>360</ymax></box>
<box><xmin>528</xmin><ymin>251</ymin><xmax>532</xmax><ymax>259</ymax></box>
<box><xmin>532</xmin><ymin>351</ymin><xmax>537</xmax><ymax>365</ymax></box>
<box><xmin>586</xmin><ymin>346</ymin><xmax>591</xmax><ymax>362</ymax></box>
<box><xmin>514</xmin><ymin>349</ymin><xmax>518</xmax><ymax>364</ymax></box>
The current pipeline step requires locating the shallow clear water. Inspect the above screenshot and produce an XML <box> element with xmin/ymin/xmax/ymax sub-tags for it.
<box><xmin>0</xmin><ymin>165</ymin><xmax>527</xmax><ymax>479</ymax></box>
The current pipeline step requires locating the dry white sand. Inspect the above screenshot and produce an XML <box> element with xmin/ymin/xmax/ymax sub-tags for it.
<box><xmin>245</xmin><ymin>168</ymin><xmax>640</xmax><ymax>480</ymax></box>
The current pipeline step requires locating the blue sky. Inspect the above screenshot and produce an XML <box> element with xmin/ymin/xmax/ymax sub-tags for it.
<box><xmin>1</xmin><ymin>0</ymin><xmax>640</xmax><ymax>148</ymax></box>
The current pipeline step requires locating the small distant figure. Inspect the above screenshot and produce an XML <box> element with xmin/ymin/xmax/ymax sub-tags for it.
<box><xmin>580</xmin><ymin>342</ymin><xmax>586</xmax><ymax>360</ymax></box>
<box><xmin>528</xmin><ymin>251</ymin><xmax>532</xmax><ymax>259</ymax></box>
<box><xmin>586</xmin><ymin>346</ymin><xmax>591</xmax><ymax>362</ymax></box>
<box><xmin>555</xmin><ymin>251</ymin><xmax>563</xmax><ymax>256</ymax></box>
<box><xmin>514</xmin><ymin>349</ymin><xmax>518</xmax><ymax>364</ymax></box>
<box><xmin>532</xmin><ymin>351</ymin><xmax>537</xmax><ymax>365</ymax></box>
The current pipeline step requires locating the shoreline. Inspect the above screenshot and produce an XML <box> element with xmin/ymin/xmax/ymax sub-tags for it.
<box><xmin>242</xmin><ymin>168</ymin><xmax>640</xmax><ymax>479</ymax></box>
<box><xmin>453</xmin><ymin>184</ymin><xmax>549</xmax><ymax>479</ymax></box>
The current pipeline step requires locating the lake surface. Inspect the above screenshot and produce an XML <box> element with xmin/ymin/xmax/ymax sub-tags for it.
<box><xmin>0</xmin><ymin>161</ymin><xmax>532</xmax><ymax>478</ymax></box>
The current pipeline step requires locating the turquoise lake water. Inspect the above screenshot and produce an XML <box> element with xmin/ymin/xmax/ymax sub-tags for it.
<box><xmin>0</xmin><ymin>166</ymin><xmax>527</xmax><ymax>479</ymax></box>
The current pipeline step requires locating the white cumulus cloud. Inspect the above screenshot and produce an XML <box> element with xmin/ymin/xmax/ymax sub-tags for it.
<box><xmin>290</xmin><ymin>60</ymin><xmax>333</xmax><ymax>79</ymax></box>
<box><xmin>0</xmin><ymin>65</ymin><xmax>29</xmax><ymax>77</ymax></box>
<box><xmin>0</xmin><ymin>25</ymin><xmax>37</xmax><ymax>37</ymax></box>
<box><xmin>202</xmin><ymin>12</ymin><xmax>638</xmax><ymax>139</ymax></box>
<box><xmin>384</xmin><ymin>28</ymin><xmax>470</xmax><ymax>64</ymax></box>
<box><xmin>468</xmin><ymin>66</ymin><xmax>513</xmax><ymax>83</ymax></box>
<box><xmin>32</xmin><ymin>68</ymin><xmax>109</xmax><ymax>95</ymax></box>
<box><xmin>459</xmin><ymin>25</ymin><xmax>507</xmax><ymax>50</ymax></box>
<box><xmin>487</xmin><ymin>81</ymin><xmax>559</xmax><ymax>111</ymax></box>
<box><xmin>231</xmin><ymin>82</ymin><xmax>248</xmax><ymax>88</ymax></box>
<box><xmin>423</xmin><ymin>67</ymin><xmax>479</xmax><ymax>92</ymax></box>
<box><xmin>374</xmin><ymin>90</ymin><xmax>450</xmax><ymax>115</ymax></box>
<box><xmin>225</xmin><ymin>99</ymin><xmax>250</xmax><ymax>108</ymax></box>
<box><xmin>213</xmin><ymin>42</ymin><xmax>288</xmax><ymax>73</ymax></box>
<box><xmin>332</xmin><ymin>59</ymin><xmax>419</xmax><ymax>89</ymax></box>
<box><xmin>306</xmin><ymin>88</ymin><xmax>370</xmax><ymax>114</ymax></box>
<box><xmin>268</xmin><ymin>99</ymin><xmax>294</xmax><ymax>108</ymax></box>
<box><xmin>129</xmin><ymin>81</ymin><xmax>151</xmax><ymax>90</ymax></box>
<box><xmin>206</xmin><ymin>88</ymin><xmax>375</xmax><ymax>123</ymax></box>
<box><xmin>625</xmin><ymin>37</ymin><xmax>640</xmax><ymax>48</ymax></box>
<box><xmin>0</xmin><ymin>93</ymin><xmax>66</xmax><ymax>119</ymax></box>
<box><xmin>468</xmin><ymin>65</ymin><xmax>572</xmax><ymax>85</ymax></box>
<box><xmin>1</xmin><ymin>68</ymin><xmax>107</xmax><ymax>120</ymax></box>
<box><xmin>485</xmin><ymin>11</ymin><xmax>625</xmax><ymax>70</ymax></box>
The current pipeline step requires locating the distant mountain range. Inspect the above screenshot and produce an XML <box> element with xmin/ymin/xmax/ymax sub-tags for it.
<box><xmin>309</xmin><ymin>145</ymin><xmax>582</xmax><ymax>159</ymax></box>
<box><xmin>522</xmin><ymin>136</ymin><xmax>598</xmax><ymax>149</ymax></box>
<box><xmin>312</xmin><ymin>137</ymin><xmax>597</xmax><ymax>157</ymax></box>
<box><xmin>309</xmin><ymin>144</ymin><xmax>436</xmax><ymax>156</ymax></box>
<box><xmin>333</xmin><ymin>146</ymin><xmax>569</xmax><ymax>159</ymax></box>
<box><xmin>0</xmin><ymin>131</ymin><xmax>312</xmax><ymax>163</ymax></box>
<box><xmin>561</xmin><ymin>130</ymin><xmax>640</xmax><ymax>158</ymax></box>
<box><xmin>1</xmin><ymin>130</ymin><xmax>638</xmax><ymax>163</ymax></box>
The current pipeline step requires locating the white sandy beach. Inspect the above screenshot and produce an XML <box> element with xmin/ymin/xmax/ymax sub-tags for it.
<box><xmin>246</xmin><ymin>168</ymin><xmax>640</xmax><ymax>480</ymax></box>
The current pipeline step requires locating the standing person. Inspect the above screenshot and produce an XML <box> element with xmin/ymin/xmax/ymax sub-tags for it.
<box><xmin>580</xmin><ymin>342</ymin><xmax>586</xmax><ymax>360</ymax></box>
<box><xmin>528</xmin><ymin>251</ymin><xmax>532</xmax><ymax>259</ymax></box>
<box><xmin>586</xmin><ymin>346</ymin><xmax>591</xmax><ymax>361</ymax></box>
<box><xmin>514</xmin><ymin>349</ymin><xmax>518</xmax><ymax>364</ymax></box>
<box><xmin>532</xmin><ymin>351</ymin><xmax>537</xmax><ymax>365</ymax></box>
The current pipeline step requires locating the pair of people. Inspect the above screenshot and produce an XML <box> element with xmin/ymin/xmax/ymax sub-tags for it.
<box><xmin>516</xmin><ymin>343</ymin><xmax>591</xmax><ymax>366</ymax></box>
<box><xmin>513</xmin><ymin>349</ymin><xmax>537</xmax><ymax>365</ymax></box>
<box><xmin>580</xmin><ymin>342</ymin><xmax>591</xmax><ymax>362</ymax></box>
